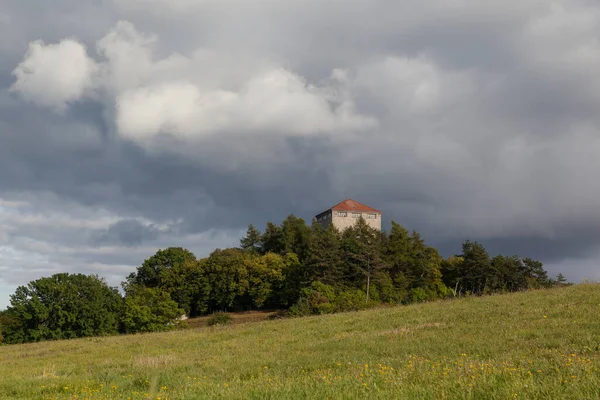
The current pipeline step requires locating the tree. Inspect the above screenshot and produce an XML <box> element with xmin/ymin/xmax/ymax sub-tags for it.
<box><xmin>202</xmin><ymin>248</ymin><xmax>288</xmax><ymax>312</ymax></box>
<box><xmin>240</xmin><ymin>224</ymin><xmax>262</xmax><ymax>254</ymax></box>
<box><xmin>489</xmin><ymin>254</ymin><xmax>528</xmax><ymax>292</ymax></box>
<box><xmin>459</xmin><ymin>240</ymin><xmax>492</xmax><ymax>294</ymax></box>
<box><xmin>385</xmin><ymin>222</ymin><xmax>447</xmax><ymax>302</ymax></box>
<box><xmin>121</xmin><ymin>286</ymin><xmax>184</xmax><ymax>334</ymax></box>
<box><xmin>0</xmin><ymin>311</ymin><xmax>21</xmax><ymax>345</ymax></box>
<box><xmin>440</xmin><ymin>255</ymin><xmax>464</xmax><ymax>295</ymax></box>
<box><xmin>384</xmin><ymin>222</ymin><xmax>413</xmax><ymax>299</ymax></box>
<box><xmin>522</xmin><ymin>258</ymin><xmax>549</xmax><ymax>288</ymax></box>
<box><xmin>203</xmin><ymin>248</ymin><xmax>250</xmax><ymax>312</ymax></box>
<box><xmin>125</xmin><ymin>247</ymin><xmax>197</xmax><ymax>289</ymax></box>
<box><xmin>157</xmin><ymin>259</ymin><xmax>210</xmax><ymax>317</ymax></box>
<box><xmin>556</xmin><ymin>273</ymin><xmax>569</xmax><ymax>286</ymax></box>
<box><xmin>342</xmin><ymin>217</ymin><xmax>387</xmax><ymax>302</ymax></box>
<box><xmin>306</xmin><ymin>221</ymin><xmax>344</xmax><ymax>286</ymax></box>
<box><xmin>405</xmin><ymin>231</ymin><xmax>447</xmax><ymax>297</ymax></box>
<box><xmin>261</xmin><ymin>222</ymin><xmax>284</xmax><ymax>254</ymax></box>
<box><xmin>245</xmin><ymin>252</ymin><xmax>286</xmax><ymax>308</ymax></box>
<box><xmin>280</xmin><ymin>214</ymin><xmax>311</xmax><ymax>263</ymax></box>
<box><xmin>277</xmin><ymin>252</ymin><xmax>304</xmax><ymax>307</ymax></box>
<box><xmin>2</xmin><ymin>273</ymin><xmax>122</xmax><ymax>344</ymax></box>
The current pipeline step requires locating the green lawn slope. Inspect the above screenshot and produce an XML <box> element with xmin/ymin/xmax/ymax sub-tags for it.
<box><xmin>1</xmin><ymin>284</ymin><xmax>599</xmax><ymax>399</ymax></box>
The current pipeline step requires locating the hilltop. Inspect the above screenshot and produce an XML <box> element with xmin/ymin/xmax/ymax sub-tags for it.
<box><xmin>1</xmin><ymin>284</ymin><xmax>599</xmax><ymax>399</ymax></box>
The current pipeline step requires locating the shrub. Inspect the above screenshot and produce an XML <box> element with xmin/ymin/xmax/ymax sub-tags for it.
<box><xmin>121</xmin><ymin>286</ymin><xmax>184</xmax><ymax>334</ymax></box>
<box><xmin>289</xmin><ymin>283</ymin><xmax>382</xmax><ymax>316</ymax></box>
<box><xmin>407</xmin><ymin>287</ymin><xmax>430</xmax><ymax>304</ymax></box>
<box><xmin>207</xmin><ymin>312</ymin><xmax>232</xmax><ymax>326</ymax></box>
<box><xmin>288</xmin><ymin>282</ymin><xmax>337</xmax><ymax>316</ymax></box>
<box><xmin>335</xmin><ymin>289</ymin><xmax>369</xmax><ymax>312</ymax></box>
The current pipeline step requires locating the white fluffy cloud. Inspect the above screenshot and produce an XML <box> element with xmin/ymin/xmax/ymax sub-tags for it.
<box><xmin>116</xmin><ymin>68</ymin><xmax>376</xmax><ymax>142</ymax></box>
<box><xmin>10</xmin><ymin>39</ymin><xmax>98</xmax><ymax>111</ymax></box>
<box><xmin>11</xmin><ymin>20</ymin><xmax>376</xmax><ymax>146</ymax></box>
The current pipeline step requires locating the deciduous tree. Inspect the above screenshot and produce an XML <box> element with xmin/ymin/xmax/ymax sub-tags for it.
<box><xmin>2</xmin><ymin>273</ymin><xmax>122</xmax><ymax>343</ymax></box>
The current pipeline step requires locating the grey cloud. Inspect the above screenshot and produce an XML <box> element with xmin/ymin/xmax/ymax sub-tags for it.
<box><xmin>91</xmin><ymin>219</ymin><xmax>161</xmax><ymax>247</ymax></box>
<box><xmin>1</xmin><ymin>0</ymin><xmax>600</xmax><ymax>305</ymax></box>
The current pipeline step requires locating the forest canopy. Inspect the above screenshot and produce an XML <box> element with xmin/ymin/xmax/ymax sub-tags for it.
<box><xmin>0</xmin><ymin>215</ymin><xmax>566</xmax><ymax>345</ymax></box>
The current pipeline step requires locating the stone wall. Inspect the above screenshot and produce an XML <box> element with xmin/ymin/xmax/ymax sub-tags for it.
<box><xmin>331</xmin><ymin>211</ymin><xmax>381</xmax><ymax>231</ymax></box>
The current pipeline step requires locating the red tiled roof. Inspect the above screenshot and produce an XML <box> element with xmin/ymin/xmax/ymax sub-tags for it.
<box><xmin>329</xmin><ymin>199</ymin><xmax>382</xmax><ymax>214</ymax></box>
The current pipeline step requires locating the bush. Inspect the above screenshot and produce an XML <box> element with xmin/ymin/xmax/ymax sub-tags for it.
<box><xmin>288</xmin><ymin>282</ymin><xmax>337</xmax><ymax>317</ymax></box>
<box><xmin>289</xmin><ymin>283</ymin><xmax>380</xmax><ymax>316</ymax></box>
<box><xmin>207</xmin><ymin>312</ymin><xmax>232</xmax><ymax>326</ymax></box>
<box><xmin>406</xmin><ymin>287</ymin><xmax>448</xmax><ymax>304</ymax></box>
<box><xmin>335</xmin><ymin>289</ymin><xmax>369</xmax><ymax>312</ymax></box>
<box><xmin>121</xmin><ymin>286</ymin><xmax>184</xmax><ymax>334</ymax></box>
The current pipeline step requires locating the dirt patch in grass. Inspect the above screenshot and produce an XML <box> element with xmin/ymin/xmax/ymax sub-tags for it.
<box><xmin>186</xmin><ymin>310</ymin><xmax>278</xmax><ymax>329</ymax></box>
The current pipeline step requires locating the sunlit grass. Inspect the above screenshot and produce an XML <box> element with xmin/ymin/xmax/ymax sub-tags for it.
<box><xmin>1</xmin><ymin>284</ymin><xmax>599</xmax><ymax>399</ymax></box>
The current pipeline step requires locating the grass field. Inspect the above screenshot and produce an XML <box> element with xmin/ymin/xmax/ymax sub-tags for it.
<box><xmin>1</xmin><ymin>284</ymin><xmax>599</xmax><ymax>399</ymax></box>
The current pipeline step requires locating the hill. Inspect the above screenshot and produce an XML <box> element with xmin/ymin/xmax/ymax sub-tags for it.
<box><xmin>1</xmin><ymin>284</ymin><xmax>599</xmax><ymax>399</ymax></box>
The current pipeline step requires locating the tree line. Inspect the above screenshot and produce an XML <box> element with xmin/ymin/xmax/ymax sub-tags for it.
<box><xmin>0</xmin><ymin>215</ymin><xmax>568</xmax><ymax>344</ymax></box>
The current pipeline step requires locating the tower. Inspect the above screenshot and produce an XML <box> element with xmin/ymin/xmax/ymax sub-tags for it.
<box><xmin>314</xmin><ymin>199</ymin><xmax>382</xmax><ymax>231</ymax></box>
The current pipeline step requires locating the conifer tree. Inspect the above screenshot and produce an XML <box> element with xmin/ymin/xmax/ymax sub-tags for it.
<box><xmin>240</xmin><ymin>224</ymin><xmax>262</xmax><ymax>254</ymax></box>
<box><xmin>384</xmin><ymin>221</ymin><xmax>413</xmax><ymax>296</ymax></box>
<box><xmin>522</xmin><ymin>258</ymin><xmax>549</xmax><ymax>288</ymax></box>
<box><xmin>280</xmin><ymin>215</ymin><xmax>311</xmax><ymax>262</ymax></box>
<box><xmin>459</xmin><ymin>240</ymin><xmax>492</xmax><ymax>294</ymax></box>
<box><xmin>306</xmin><ymin>220</ymin><xmax>344</xmax><ymax>286</ymax></box>
<box><xmin>342</xmin><ymin>217</ymin><xmax>387</xmax><ymax>302</ymax></box>
<box><xmin>260</xmin><ymin>222</ymin><xmax>284</xmax><ymax>254</ymax></box>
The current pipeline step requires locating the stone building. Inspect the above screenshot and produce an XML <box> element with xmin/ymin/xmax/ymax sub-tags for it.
<box><xmin>315</xmin><ymin>199</ymin><xmax>382</xmax><ymax>231</ymax></box>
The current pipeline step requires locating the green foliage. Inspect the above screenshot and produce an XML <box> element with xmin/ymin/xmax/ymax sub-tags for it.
<box><xmin>341</xmin><ymin>217</ymin><xmax>387</xmax><ymax>302</ymax></box>
<box><xmin>458</xmin><ymin>240</ymin><xmax>493</xmax><ymax>294</ymax></box>
<box><xmin>289</xmin><ymin>282</ymin><xmax>375</xmax><ymax>316</ymax></box>
<box><xmin>158</xmin><ymin>259</ymin><xmax>210</xmax><ymax>317</ymax></box>
<box><xmin>3</xmin><ymin>212</ymin><xmax>561</xmax><ymax>345</ymax></box>
<box><xmin>306</xmin><ymin>221</ymin><xmax>344</xmax><ymax>286</ymax></box>
<box><xmin>555</xmin><ymin>273</ymin><xmax>570</xmax><ymax>286</ymax></box>
<box><xmin>1</xmin><ymin>273</ymin><xmax>122</xmax><ymax>344</ymax></box>
<box><xmin>490</xmin><ymin>254</ymin><xmax>526</xmax><ymax>292</ymax></box>
<box><xmin>280</xmin><ymin>215</ymin><xmax>311</xmax><ymax>262</ymax></box>
<box><xmin>289</xmin><ymin>282</ymin><xmax>337</xmax><ymax>316</ymax></box>
<box><xmin>385</xmin><ymin>222</ymin><xmax>448</xmax><ymax>302</ymax></box>
<box><xmin>240</xmin><ymin>224</ymin><xmax>262</xmax><ymax>254</ymax></box>
<box><xmin>121</xmin><ymin>286</ymin><xmax>184</xmax><ymax>334</ymax></box>
<box><xmin>522</xmin><ymin>258</ymin><xmax>550</xmax><ymax>288</ymax></box>
<box><xmin>260</xmin><ymin>222</ymin><xmax>284</xmax><ymax>254</ymax></box>
<box><xmin>125</xmin><ymin>247</ymin><xmax>206</xmax><ymax>317</ymax></box>
<box><xmin>277</xmin><ymin>252</ymin><xmax>304</xmax><ymax>306</ymax></box>
<box><xmin>335</xmin><ymin>288</ymin><xmax>372</xmax><ymax>311</ymax></box>
<box><xmin>203</xmin><ymin>249</ymin><xmax>286</xmax><ymax>312</ymax></box>
<box><xmin>207</xmin><ymin>312</ymin><xmax>232</xmax><ymax>326</ymax></box>
<box><xmin>126</xmin><ymin>247</ymin><xmax>197</xmax><ymax>289</ymax></box>
<box><xmin>406</xmin><ymin>287</ymin><xmax>444</xmax><ymax>304</ymax></box>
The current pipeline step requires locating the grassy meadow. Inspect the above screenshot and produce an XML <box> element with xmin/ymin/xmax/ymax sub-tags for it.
<box><xmin>1</xmin><ymin>284</ymin><xmax>599</xmax><ymax>399</ymax></box>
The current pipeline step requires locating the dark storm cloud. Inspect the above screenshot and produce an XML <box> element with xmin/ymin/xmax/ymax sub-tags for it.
<box><xmin>1</xmin><ymin>0</ymin><xmax>600</xmax><ymax>310</ymax></box>
<box><xmin>91</xmin><ymin>219</ymin><xmax>161</xmax><ymax>247</ymax></box>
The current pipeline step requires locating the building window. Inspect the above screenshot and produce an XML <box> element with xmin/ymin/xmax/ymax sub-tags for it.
<box><xmin>336</xmin><ymin>211</ymin><xmax>347</xmax><ymax>217</ymax></box>
<box><xmin>367</xmin><ymin>214</ymin><xmax>377</xmax><ymax>219</ymax></box>
<box><xmin>352</xmin><ymin>212</ymin><xmax>361</xmax><ymax>218</ymax></box>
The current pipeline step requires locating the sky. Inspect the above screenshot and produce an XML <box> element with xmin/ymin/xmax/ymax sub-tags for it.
<box><xmin>1</xmin><ymin>0</ymin><xmax>600</xmax><ymax>308</ymax></box>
